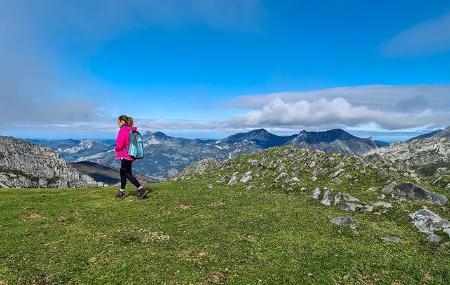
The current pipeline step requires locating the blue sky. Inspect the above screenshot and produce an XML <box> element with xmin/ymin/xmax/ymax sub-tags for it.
<box><xmin>1</xmin><ymin>0</ymin><xmax>450</xmax><ymax>140</ymax></box>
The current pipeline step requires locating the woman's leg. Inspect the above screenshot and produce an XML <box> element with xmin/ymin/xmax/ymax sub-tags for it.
<box><xmin>119</xmin><ymin>159</ymin><xmax>128</xmax><ymax>189</ymax></box>
<box><xmin>123</xmin><ymin>159</ymin><xmax>142</xmax><ymax>188</ymax></box>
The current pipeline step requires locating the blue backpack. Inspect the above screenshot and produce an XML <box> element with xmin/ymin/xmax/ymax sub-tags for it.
<box><xmin>128</xmin><ymin>130</ymin><xmax>144</xmax><ymax>159</ymax></box>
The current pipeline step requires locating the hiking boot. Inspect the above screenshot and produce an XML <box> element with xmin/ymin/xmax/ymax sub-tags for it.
<box><xmin>137</xmin><ymin>187</ymin><xmax>148</xmax><ymax>199</ymax></box>
<box><xmin>115</xmin><ymin>190</ymin><xmax>126</xmax><ymax>199</ymax></box>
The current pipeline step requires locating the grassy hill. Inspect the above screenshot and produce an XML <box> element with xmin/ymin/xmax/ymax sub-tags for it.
<box><xmin>1</xmin><ymin>146</ymin><xmax>449</xmax><ymax>284</ymax></box>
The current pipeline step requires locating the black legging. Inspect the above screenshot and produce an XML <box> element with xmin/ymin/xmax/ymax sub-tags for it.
<box><xmin>120</xmin><ymin>159</ymin><xmax>141</xmax><ymax>189</ymax></box>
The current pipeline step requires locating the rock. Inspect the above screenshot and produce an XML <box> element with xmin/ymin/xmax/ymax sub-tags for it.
<box><xmin>373</xmin><ymin>201</ymin><xmax>393</xmax><ymax>208</ymax></box>
<box><xmin>342</xmin><ymin>203</ymin><xmax>373</xmax><ymax>212</ymax></box>
<box><xmin>247</xmin><ymin>159</ymin><xmax>263</xmax><ymax>167</ymax></box>
<box><xmin>426</xmin><ymin>234</ymin><xmax>441</xmax><ymax>244</ymax></box>
<box><xmin>311</xmin><ymin>176</ymin><xmax>317</xmax><ymax>182</ymax></box>
<box><xmin>443</xmin><ymin>228</ymin><xmax>450</xmax><ymax>238</ymax></box>
<box><xmin>330</xmin><ymin>217</ymin><xmax>357</xmax><ymax>229</ymax></box>
<box><xmin>216</xmin><ymin>176</ymin><xmax>226</xmax><ymax>184</ymax></box>
<box><xmin>321</xmin><ymin>189</ymin><xmax>332</xmax><ymax>206</ymax></box>
<box><xmin>382</xmin><ymin>236</ymin><xmax>401</xmax><ymax>243</ymax></box>
<box><xmin>245</xmin><ymin>184</ymin><xmax>255</xmax><ymax>191</ymax></box>
<box><xmin>392</xmin><ymin>183</ymin><xmax>447</xmax><ymax>205</ymax></box>
<box><xmin>334</xmin><ymin>192</ymin><xmax>341</xmax><ymax>205</ymax></box>
<box><xmin>275</xmin><ymin>172</ymin><xmax>288</xmax><ymax>182</ymax></box>
<box><xmin>0</xmin><ymin>136</ymin><xmax>100</xmax><ymax>188</ymax></box>
<box><xmin>342</xmin><ymin>193</ymin><xmax>359</xmax><ymax>202</ymax></box>
<box><xmin>207</xmin><ymin>184</ymin><xmax>213</xmax><ymax>189</ymax></box>
<box><xmin>289</xmin><ymin>177</ymin><xmax>300</xmax><ymax>184</ymax></box>
<box><xmin>240</xmin><ymin>171</ymin><xmax>252</xmax><ymax>183</ymax></box>
<box><xmin>331</xmin><ymin>177</ymin><xmax>342</xmax><ymax>184</ymax></box>
<box><xmin>409</xmin><ymin>209</ymin><xmax>450</xmax><ymax>234</ymax></box>
<box><xmin>311</xmin><ymin>188</ymin><xmax>321</xmax><ymax>199</ymax></box>
<box><xmin>331</xmin><ymin>169</ymin><xmax>344</xmax><ymax>178</ymax></box>
<box><xmin>382</xmin><ymin>182</ymin><xmax>397</xmax><ymax>194</ymax></box>
<box><xmin>227</xmin><ymin>173</ymin><xmax>238</xmax><ymax>185</ymax></box>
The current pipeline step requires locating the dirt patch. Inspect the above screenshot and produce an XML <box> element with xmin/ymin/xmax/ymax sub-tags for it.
<box><xmin>239</xmin><ymin>234</ymin><xmax>257</xmax><ymax>243</ymax></box>
<box><xmin>21</xmin><ymin>213</ymin><xmax>42</xmax><ymax>221</ymax></box>
<box><xmin>205</xmin><ymin>271</ymin><xmax>228</xmax><ymax>284</ymax></box>
<box><xmin>175</xmin><ymin>204</ymin><xmax>192</xmax><ymax>210</ymax></box>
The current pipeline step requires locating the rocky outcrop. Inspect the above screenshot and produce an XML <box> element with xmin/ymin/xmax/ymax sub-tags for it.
<box><xmin>386</xmin><ymin>183</ymin><xmax>448</xmax><ymax>205</ymax></box>
<box><xmin>409</xmin><ymin>209</ymin><xmax>450</xmax><ymax>236</ymax></box>
<box><xmin>364</xmin><ymin>130</ymin><xmax>450</xmax><ymax>177</ymax></box>
<box><xmin>0</xmin><ymin>136</ymin><xmax>102</xmax><ymax>188</ymax></box>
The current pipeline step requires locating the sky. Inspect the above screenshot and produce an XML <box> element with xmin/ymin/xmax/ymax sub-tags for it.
<box><xmin>1</xmin><ymin>0</ymin><xmax>450</xmax><ymax>141</ymax></box>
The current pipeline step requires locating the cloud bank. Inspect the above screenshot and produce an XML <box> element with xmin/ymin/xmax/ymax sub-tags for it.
<box><xmin>382</xmin><ymin>11</ymin><xmax>450</xmax><ymax>57</ymax></box>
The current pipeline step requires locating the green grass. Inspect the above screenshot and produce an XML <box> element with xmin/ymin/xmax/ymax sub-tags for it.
<box><xmin>1</xmin><ymin>180</ymin><xmax>449</xmax><ymax>285</ymax></box>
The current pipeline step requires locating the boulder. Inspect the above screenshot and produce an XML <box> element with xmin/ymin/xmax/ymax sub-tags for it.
<box><xmin>330</xmin><ymin>217</ymin><xmax>357</xmax><ymax>229</ymax></box>
<box><xmin>373</xmin><ymin>201</ymin><xmax>393</xmax><ymax>209</ymax></box>
<box><xmin>426</xmin><ymin>234</ymin><xmax>441</xmax><ymax>244</ymax></box>
<box><xmin>321</xmin><ymin>189</ymin><xmax>332</xmax><ymax>206</ymax></box>
<box><xmin>392</xmin><ymin>183</ymin><xmax>447</xmax><ymax>205</ymax></box>
<box><xmin>409</xmin><ymin>209</ymin><xmax>450</xmax><ymax>234</ymax></box>
<box><xmin>311</xmin><ymin>188</ymin><xmax>321</xmax><ymax>199</ymax></box>
<box><xmin>240</xmin><ymin>171</ymin><xmax>252</xmax><ymax>183</ymax></box>
<box><xmin>382</xmin><ymin>236</ymin><xmax>401</xmax><ymax>243</ymax></box>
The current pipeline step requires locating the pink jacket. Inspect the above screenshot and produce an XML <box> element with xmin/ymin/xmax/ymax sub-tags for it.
<box><xmin>115</xmin><ymin>125</ymin><xmax>137</xmax><ymax>160</ymax></box>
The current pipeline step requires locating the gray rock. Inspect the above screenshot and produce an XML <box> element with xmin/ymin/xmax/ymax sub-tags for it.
<box><xmin>409</xmin><ymin>209</ymin><xmax>450</xmax><ymax>234</ymax></box>
<box><xmin>311</xmin><ymin>188</ymin><xmax>321</xmax><ymax>199</ymax></box>
<box><xmin>228</xmin><ymin>173</ymin><xmax>238</xmax><ymax>185</ymax></box>
<box><xmin>382</xmin><ymin>182</ymin><xmax>397</xmax><ymax>194</ymax></box>
<box><xmin>443</xmin><ymin>228</ymin><xmax>450</xmax><ymax>238</ymax></box>
<box><xmin>216</xmin><ymin>176</ymin><xmax>226</xmax><ymax>184</ymax></box>
<box><xmin>382</xmin><ymin>236</ymin><xmax>401</xmax><ymax>243</ymax></box>
<box><xmin>330</xmin><ymin>217</ymin><xmax>357</xmax><ymax>229</ymax></box>
<box><xmin>373</xmin><ymin>201</ymin><xmax>393</xmax><ymax>208</ymax></box>
<box><xmin>426</xmin><ymin>234</ymin><xmax>441</xmax><ymax>244</ymax></box>
<box><xmin>342</xmin><ymin>203</ymin><xmax>363</xmax><ymax>212</ymax></box>
<box><xmin>334</xmin><ymin>192</ymin><xmax>341</xmax><ymax>205</ymax></box>
<box><xmin>0</xmin><ymin>136</ymin><xmax>100</xmax><ymax>188</ymax></box>
<box><xmin>240</xmin><ymin>171</ymin><xmax>252</xmax><ymax>183</ymax></box>
<box><xmin>321</xmin><ymin>189</ymin><xmax>332</xmax><ymax>206</ymax></box>
<box><xmin>342</xmin><ymin>193</ymin><xmax>360</xmax><ymax>202</ymax></box>
<box><xmin>207</xmin><ymin>184</ymin><xmax>213</xmax><ymax>189</ymax></box>
<box><xmin>392</xmin><ymin>183</ymin><xmax>447</xmax><ymax>205</ymax></box>
<box><xmin>311</xmin><ymin>176</ymin><xmax>317</xmax><ymax>182</ymax></box>
<box><xmin>331</xmin><ymin>177</ymin><xmax>342</xmax><ymax>184</ymax></box>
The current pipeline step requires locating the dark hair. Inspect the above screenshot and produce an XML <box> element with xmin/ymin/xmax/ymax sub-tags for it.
<box><xmin>118</xmin><ymin>114</ymin><xmax>128</xmax><ymax>125</ymax></box>
<box><xmin>118</xmin><ymin>114</ymin><xmax>134</xmax><ymax>126</ymax></box>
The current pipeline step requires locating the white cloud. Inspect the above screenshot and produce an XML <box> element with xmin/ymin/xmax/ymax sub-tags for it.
<box><xmin>226</xmin><ymin>97</ymin><xmax>449</xmax><ymax>130</ymax></box>
<box><xmin>381</xmin><ymin>11</ymin><xmax>450</xmax><ymax>57</ymax></box>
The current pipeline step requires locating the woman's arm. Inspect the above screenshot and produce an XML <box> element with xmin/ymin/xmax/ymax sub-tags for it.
<box><xmin>115</xmin><ymin>129</ymin><xmax>126</xmax><ymax>151</ymax></box>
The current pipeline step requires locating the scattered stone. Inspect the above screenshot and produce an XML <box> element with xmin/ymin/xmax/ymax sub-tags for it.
<box><xmin>342</xmin><ymin>203</ymin><xmax>363</xmax><ymax>212</ymax></box>
<box><xmin>207</xmin><ymin>184</ymin><xmax>213</xmax><ymax>189</ymax></box>
<box><xmin>409</xmin><ymin>209</ymin><xmax>450</xmax><ymax>234</ymax></box>
<box><xmin>289</xmin><ymin>177</ymin><xmax>300</xmax><ymax>184</ymax></box>
<box><xmin>245</xmin><ymin>184</ymin><xmax>255</xmax><ymax>191</ymax></box>
<box><xmin>382</xmin><ymin>236</ymin><xmax>401</xmax><ymax>243</ymax></box>
<box><xmin>334</xmin><ymin>192</ymin><xmax>341</xmax><ymax>205</ymax></box>
<box><xmin>275</xmin><ymin>172</ymin><xmax>288</xmax><ymax>182</ymax></box>
<box><xmin>321</xmin><ymin>189</ymin><xmax>332</xmax><ymax>206</ymax></box>
<box><xmin>216</xmin><ymin>176</ymin><xmax>226</xmax><ymax>184</ymax></box>
<box><xmin>367</xmin><ymin>187</ymin><xmax>377</xmax><ymax>192</ymax></box>
<box><xmin>330</xmin><ymin>217</ymin><xmax>357</xmax><ymax>229</ymax></box>
<box><xmin>426</xmin><ymin>234</ymin><xmax>441</xmax><ymax>244</ymax></box>
<box><xmin>391</xmin><ymin>183</ymin><xmax>447</xmax><ymax>205</ymax></box>
<box><xmin>361</xmin><ymin>205</ymin><xmax>374</xmax><ymax>212</ymax></box>
<box><xmin>331</xmin><ymin>177</ymin><xmax>342</xmax><ymax>184</ymax></box>
<box><xmin>342</xmin><ymin>193</ymin><xmax>359</xmax><ymax>202</ymax></box>
<box><xmin>227</xmin><ymin>173</ymin><xmax>238</xmax><ymax>185</ymax></box>
<box><xmin>373</xmin><ymin>201</ymin><xmax>393</xmax><ymax>208</ymax></box>
<box><xmin>331</xmin><ymin>169</ymin><xmax>344</xmax><ymax>178</ymax></box>
<box><xmin>240</xmin><ymin>171</ymin><xmax>252</xmax><ymax>183</ymax></box>
<box><xmin>311</xmin><ymin>188</ymin><xmax>321</xmax><ymax>199</ymax></box>
<box><xmin>382</xmin><ymin>182</ymin><xmax>397</xmax><ymax>194</ymax></box>
<box><xmin>311</xmin><ymin>176</ymin><xmax>317</xmax><ymax>182</ymax></box>
<box><xmin>247</xmin><ymin>159</ymin><xmax>263</xmax><ymax>167</ymax></box>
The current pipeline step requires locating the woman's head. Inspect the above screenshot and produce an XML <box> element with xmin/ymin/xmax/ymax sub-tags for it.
<box><xmin>117</xmin><ymin>114</ymin><xmax>134</xmax><ymax>127</ymax></box>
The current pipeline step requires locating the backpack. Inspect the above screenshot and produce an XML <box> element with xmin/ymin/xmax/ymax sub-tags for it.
<box><xmin>128</xmin><ymin>130</ymin><xmax>144</xmax><ymax>159</ymax></box>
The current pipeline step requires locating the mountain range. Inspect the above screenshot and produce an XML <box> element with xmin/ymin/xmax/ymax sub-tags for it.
<box><xmin>365</xmin><ymin>126</ymin><xmax>450</xmax><ymax>177</ymax></box>
<box><xmin>30</xmin><ymin>128</ymin><xmax>387</xmax><ymax>179</ymax></box>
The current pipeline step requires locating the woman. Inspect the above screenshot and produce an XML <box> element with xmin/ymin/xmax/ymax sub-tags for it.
<box><xmin>114</xmin><ymin>114</ymin><xmax>148</xmax><ymax>199</ymax></box>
